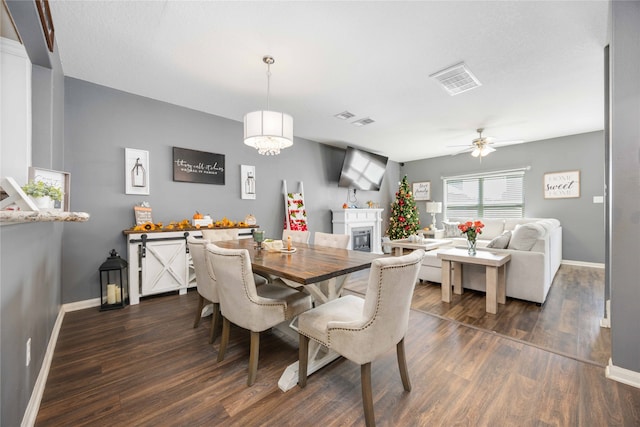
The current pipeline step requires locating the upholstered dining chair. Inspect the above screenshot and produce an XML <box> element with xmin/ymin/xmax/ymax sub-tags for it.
<box><xmin>206</xmin><ymin>244</ymin><xmax>313</xmax><ymax>386</ymax></box>
<box><xmin>297</xmin><ymin>249</ymin><xmax>425</xmax><ymax>427</ymax></box>
<box><xmin>198</xmin><ymin>230</ymin><xmax>268</xmax><ymax>286</ymax></box>
<box><xmin>188</xmin><ymin>235</ymin><xmax>268</xmax><ymax>344</ymax></box>
<box><xmin>201</xmin><ymin>228</ymin><xmax>239</xmax><ymax>241</ymax></box>
<box><xmin>314</xmin><ymin>231</ymin><xmax>350</xmax><ymax>249</ymax></box>
<box><xmin>187</xmin><ymin>236</ymin><xmax>220</xmax><ymax>344</ymax></box>
<box><xmin>282</xmin><ymin>229</ymin><xmax>310</xmax><ymax>244</ymax></box>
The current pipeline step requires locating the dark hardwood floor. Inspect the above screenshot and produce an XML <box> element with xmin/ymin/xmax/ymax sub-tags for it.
<box><xmin>345</xmin><ymin>264</ymin><xmax>610</xmax><ymax>366</ymax></box>
<box><xmin>36</xmin><ymin>265</ymin><xmax>637</xmax><ymax>426</ymax></box>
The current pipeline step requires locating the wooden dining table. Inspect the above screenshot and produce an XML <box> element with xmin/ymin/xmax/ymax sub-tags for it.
<box><xmin>213</xmin><ymin>238</ymin><xmax>385</xmax><ymax>391</ymax></box>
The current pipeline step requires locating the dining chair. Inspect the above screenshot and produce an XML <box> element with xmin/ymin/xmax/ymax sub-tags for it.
<box><xmin>187</xmin><ymin>236</ymin><xmax>220</xmax><ymax>344</ymax></box>
<box><xmin>199</xmin><ymin>230</ymin><xmax>268</xmax><ymax>286</ymax></box>
<box><xmin>282</xmin><ymin>229</ymin><xmax>310</xmax><ymax>244</ymax></box>
<box><xmin>201</xmin><ymin>228</ymin><xmax>239</xmax><ymax>241</ymax></box>
<box><xmin>314</xmin><ymin>231</ymin><xmax>350</xmax><ymax>249</ymax></box>
<box><xmin>206</xmin><ymin>244</ymin><xmax>313</xmax><ymax>386</ymax></box>
<box><xmin>297</xmin><ymin>249</ymin><xmax>425</xmax><ymax>427</ymax></box>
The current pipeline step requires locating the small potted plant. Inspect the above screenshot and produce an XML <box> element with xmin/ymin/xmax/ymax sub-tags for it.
<box><xmin>21</xmin><ymin>180</ymin><xmax>63</xmax><ymax>210</ymax></box>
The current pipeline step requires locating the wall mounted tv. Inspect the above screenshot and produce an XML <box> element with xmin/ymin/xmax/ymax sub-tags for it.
<box><xmin>338</xmin><ymin>146</ymin><xmax>389</xmax><ymax>191</ymax></box>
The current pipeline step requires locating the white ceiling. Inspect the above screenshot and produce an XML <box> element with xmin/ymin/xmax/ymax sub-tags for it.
<box><xmin>48</xmin><ymin>1</ymin><xmax>609</xmax><ymax>162</ymax></box>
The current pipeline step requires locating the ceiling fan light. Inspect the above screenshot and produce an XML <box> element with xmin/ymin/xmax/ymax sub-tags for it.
<box><xmin>480</xmin><ymin>145</ymin><xmax>496</xmax><ymax>156</ymax></box>
<box><xmin>471</xmin><ymin>148</ymin><xmax>481</xmax><ymax>157</ymax></box>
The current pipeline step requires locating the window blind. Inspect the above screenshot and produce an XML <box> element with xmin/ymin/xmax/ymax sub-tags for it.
<box><xmin>444</xmin><ymin>170</ymin><xmax>524</xmax><ymax>219</ymax></box>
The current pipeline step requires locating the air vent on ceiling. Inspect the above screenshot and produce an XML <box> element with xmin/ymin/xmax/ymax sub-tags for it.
<box><xmin>351</xmin><ymin>117</ymin><xmax>375</xmax><ymax>127</ymax></box>
<box><xmin>430</xmin><ymin>62</ymin><xmax>481</xmax><ymax>96</ymax></box>
<box><xmin>334</xmin><ymin>111</ymin><xmax>355</xmax><ymax>120</ymax></box>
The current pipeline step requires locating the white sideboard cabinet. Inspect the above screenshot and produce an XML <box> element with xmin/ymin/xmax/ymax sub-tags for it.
<box><xmin>124</xmin><ymin>227</ymin><xmax>256</xmax><ymax>304</ymax></box>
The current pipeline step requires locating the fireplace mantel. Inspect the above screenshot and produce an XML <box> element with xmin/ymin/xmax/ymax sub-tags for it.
<box><xmin>331</xmin><ymin>208</ymin><xmax>384</xmax><ymax>254</ymax></box>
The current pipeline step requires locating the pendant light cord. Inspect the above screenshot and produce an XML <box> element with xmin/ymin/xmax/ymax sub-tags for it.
<box><xmin>264</xmin><ymin>55</ymin><xmax>274</xmax><ymax>110</ymax></box>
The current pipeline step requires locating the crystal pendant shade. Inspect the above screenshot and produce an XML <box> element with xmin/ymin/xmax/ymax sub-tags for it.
<box><xmin>243</xmin><ymin>110</ymin><xmax>294</xmax><ymax>156</ymax></box>
<box><xmin>243</xmin><ymin>55</ymin><xmax>293</xmax><ymax>156</ymax></box>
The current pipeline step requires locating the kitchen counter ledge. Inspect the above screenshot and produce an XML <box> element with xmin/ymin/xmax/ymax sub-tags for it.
<box><xmin>0</xmin><ymin>210</ymin><xmax>90</xmax><ymax>225</ymax></box>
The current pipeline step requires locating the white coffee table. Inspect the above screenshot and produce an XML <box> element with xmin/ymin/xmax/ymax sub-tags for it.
<box><xmin>437</xmin><ymin>248</ymin><xmax>511</xmax><ymax>314</ymax></box>
<box><xmin>387</xmin><ymin>238</ymin><xmax>452</xmax><ymax>256</ymax></box>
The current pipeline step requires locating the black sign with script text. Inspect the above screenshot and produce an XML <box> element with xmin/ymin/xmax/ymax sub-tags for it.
<box><xmin>173</xmin><ymin>147</ymin><xmax>225</xmax><ymax>185</ymax></box>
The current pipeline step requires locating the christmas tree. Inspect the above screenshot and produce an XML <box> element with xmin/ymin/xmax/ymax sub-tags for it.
<box><xmin>387</xmin><ymin>175</ymin><xmax>421</xmax><ymax>239</ymax></box>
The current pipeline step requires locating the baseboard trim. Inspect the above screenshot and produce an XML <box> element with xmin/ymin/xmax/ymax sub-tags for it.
<box><xmin>21</xmin><ymin>298</ymin><xmax>100</xmax><ymax>426</ymax></box>
<box><xmin>63</xmin><ymin>297</ymin><xmax>101</xmax><ymax>312</ymax></box>
<box><xmin>21</xmin><ymin>307</ymin><xmax>65</xmax><ymax>427</ymax></box>
<box><xmin>561</xmin><ymin>259</ymin><xmax>605</xmax><ymax>269</ymax></box>
<box><xmin>606</xmin><ymin>358</ymin><xmax>640</xmax><ymax>389</ymax></box>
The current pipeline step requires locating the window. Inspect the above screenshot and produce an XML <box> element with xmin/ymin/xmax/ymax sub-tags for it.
<box><xmin>444</xmin><ymin>169</ymin><xmax>525</xmax><ymax>219</ymax></box>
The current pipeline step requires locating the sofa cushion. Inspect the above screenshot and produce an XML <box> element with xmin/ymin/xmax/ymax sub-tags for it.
<box><xmin>535</xmin><ymin>219</ymin><xmax>559</xmax><ymax>236</ymax></box>
<box><xmin>508</xmin><ymin>223</ymin><xmax>544</xmax><ymax>251</ymax></box>
<box><xmin>442</xmin><ymin>221</ymin><xmax>461</xmax><ymax>238</ymax></box>
<box><xmin>478</xmin><ymin>219</ymin><xmax>505</xmax><ymax>240</ymax></box>
<box><xmin>486</xmin><ymin>230</ymin><xmax>512</xmax><ymax>249</ymax></box>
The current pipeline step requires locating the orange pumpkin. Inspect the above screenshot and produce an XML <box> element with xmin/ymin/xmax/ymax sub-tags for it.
<box><xmin>193</xmin><ymin>211</ymin><xmax>203</xmax><ymax>220</ymax></box>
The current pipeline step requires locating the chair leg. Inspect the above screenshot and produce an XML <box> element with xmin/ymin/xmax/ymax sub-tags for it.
<box><xmin>396</xmin><ymin>337</ymin><xmax>412</xmax><ymax>392</ymax></box>
<box><xmin>209</xmin><ymin>303</ymin><xmax>221</xmax><ymax>344</ymax></box>
<box><xmin>193</xmin><ymin>294</ymin><xmax>205</xmax><ymax>328</ymax></box>
<box><xmin>248</xmin><ymin>331</ymin><xmax>260</xmax><ymax>386</ymax></box>
<box><xmin>361</xmin><ymin>363</ymin><xmax>376</xmax><ymax>427</ymax></box>
<box><xmin>217</xmin><ymin>316</ymin><xmax>230</xmax><ymax>363</ymax></box>
<box><xmin>298</xmin><ymin>334</ymin><xmax>309</xmax><ymax>388</ymax></box>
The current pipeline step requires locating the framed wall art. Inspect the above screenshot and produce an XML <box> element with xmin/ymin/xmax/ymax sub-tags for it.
<box><xmin>412</xmin><ymin>181</ymin><xmax>431</xmax><ymax>201</ymax></box>
<box><xmin>125</xmin><ymin>148</ymin><xmax>150</xmax><ymax>195</ymax></box>
<box><xmin>544</xmin><ymin>170</ymin><xmax>580</xmax><ymax>199</ymax></box>
<box><xmin>173</xmin><ymin>147</ymin><xmax>225</xmax><ymax>185</ymax></box>
<box><xmin>240</xmin><ymin>165</ymin><xmax>256</xmax><ymax>199</ymax></box>
<box><xmin>28</xmin><ymin>167</ymin><xmax>70</xmax><ymax>211</ymax></box>
<box><xmin>35</xmin><ymin>0</ymin><xmax>55</xmax><ymax>52</ymax></box>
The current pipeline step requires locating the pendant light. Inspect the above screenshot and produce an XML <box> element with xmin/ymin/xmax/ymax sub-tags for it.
<box><xmin>243</xmin><ymin>56</ymin><xmax>293</xmax><ymax>155</ymax></box>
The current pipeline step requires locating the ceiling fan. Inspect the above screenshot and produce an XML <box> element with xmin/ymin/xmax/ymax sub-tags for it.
<box><xmin>450</xmin><ymin>128</ymin><xmax>523</xmax><ymax>160</ymax></box>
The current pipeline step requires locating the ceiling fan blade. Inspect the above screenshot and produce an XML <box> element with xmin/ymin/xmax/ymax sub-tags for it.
<box><xmin>450</xmin><ymin>146</ymin><xmax>473</xmax><ymax>156</ymax></box>
<box><xmin>489</xmin><ymin>139</ymin><xmax>525</xmax><ymax>147</ymax></box>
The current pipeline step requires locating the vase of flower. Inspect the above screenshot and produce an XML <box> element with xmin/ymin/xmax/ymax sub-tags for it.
<box><xmin>458</xmin><ymin>220</ymin><xmax>484</xmax><ymax>256</ymax></box>
<box><xmin>466</xmin><ymin>238</ymin><xmax>477</xmax><ymax>255</ymax></box>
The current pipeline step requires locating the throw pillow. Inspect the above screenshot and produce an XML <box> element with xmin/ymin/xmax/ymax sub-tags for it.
<box><xmin>486</xmin><ymin>230</ymin><xmax>512</xmax><ymax>249</ymax></box>
<box><xmin>508</xmin><ymin>223</ymin><xmax>544</xmax><ymax>251</ymax></box>
<box><xmin>442</xmin><ymin>221</ymin><xmax>460</xmax><ymax>238</ymax></box>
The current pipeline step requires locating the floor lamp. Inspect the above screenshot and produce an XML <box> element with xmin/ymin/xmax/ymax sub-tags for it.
<box><xmin>426</xmin><ymin>202</ymin><xmax>442</xmax><ymax>230</ymax></box>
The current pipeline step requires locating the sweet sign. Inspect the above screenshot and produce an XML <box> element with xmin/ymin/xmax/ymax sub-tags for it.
<box><xmin>544</xmin><ymin>170</ymin><xmax>580</xmax><ymax>199</ymax></box>
<box><xmin>173</xmin><ymin>147</ymin><xmax>225</xmax><ymax>185</ymax></box>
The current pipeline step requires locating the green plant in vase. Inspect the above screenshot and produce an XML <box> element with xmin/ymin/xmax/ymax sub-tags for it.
<box><xmin>21</xmin><ymin>180</ymin><xmax>63</xmax><ymax>209</ymax></box>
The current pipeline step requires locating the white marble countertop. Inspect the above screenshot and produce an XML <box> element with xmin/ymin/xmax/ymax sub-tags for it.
<box><xmin>0</xmin><ymin>210</ymin><xmax>90</xmax><ymax>224</ymax></box>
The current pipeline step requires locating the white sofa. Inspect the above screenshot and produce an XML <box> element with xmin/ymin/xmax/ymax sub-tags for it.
<box><xmin>418</xmin><ymin>218</ymin><xmax>562</xmax><ymax>304</ymax></box>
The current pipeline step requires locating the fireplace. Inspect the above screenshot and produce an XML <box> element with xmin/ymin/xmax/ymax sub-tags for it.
<box><xmin>331</xmin><ymin>208</ymin><xmax>383</xmax><ymax>254</ymax></box>
<box><xmin>352</xmin><ymin>227</ymin><xmax>373</xmax><ymax>252</ymax></box>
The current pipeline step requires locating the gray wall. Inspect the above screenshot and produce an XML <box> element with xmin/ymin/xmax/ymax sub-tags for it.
<box><xmin>0</xmin><ymin>223</ymin><xmax>63</xmax><ymax>425</ymax></box>
<box><xmin>610</xmin><ymin>1</ymin><xmax>640</xmax><ymax>375</ymax></box>
<box><xmin>401</xmin><ymin>131</ymin><xmax>605</xmax><ymax>263</ymax></box>
<box><xmin>2</xmin><ymin>1</ymin><xmax>66</xmax><ymax>425</ymax></box>
<box><xmin>62</xmin><ymin>77</ymin><xmax>399</xmax><ymax>303</ymax></box>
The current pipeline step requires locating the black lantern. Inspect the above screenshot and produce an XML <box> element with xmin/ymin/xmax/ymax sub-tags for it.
<box><xmin>99</xmin><ymin>249</ymin><xmax>129</xmax><ymax>311</ymax></box>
